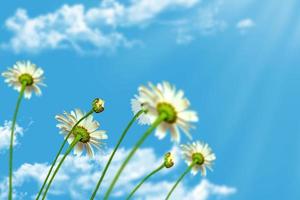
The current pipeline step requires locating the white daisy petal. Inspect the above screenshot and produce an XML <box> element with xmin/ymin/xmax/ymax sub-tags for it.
<box><xmin>24</xmin><ymin>88</ymin><xmax>32</xmax><ymax>99</ymax></box>
<box><xmin>32</xmin><ymin>85</ymin><xmax>42</xmax><ymax>96</ymax></box>
<box><xmin>178</xmin><ymin>110</ymin><xmax>199</xmax><ymax>122</ymax></box>
<box><xmin>169</xmin><ymin>125</ymin><xmax>180</xmax><ymax>143</ymax></box>
<box><xmin>67</xmin><ymin>137</ymin><xmax>74</xmax><ymax>145</ymax></box>
<box><xmin>86</xmin><ymin>143</ymin><xmax>94</xmax><ymax>158</ymax></box>
<box><xmin>155</xmin><ymin>124</ymin><xmax>168</xmax><ymax>140</ymax></box>
<box><xmin>90</xmin><ymin>130</ymin><xmax>107</xmax><ymax>139</ymax></box>
<box><xmin>74</xmin><ymin>142</ymin><xmax>83</xmax><ymax>156</ymax></box>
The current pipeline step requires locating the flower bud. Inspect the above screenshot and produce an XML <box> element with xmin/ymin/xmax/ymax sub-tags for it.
<box><xmin>164</xmin><ymin>152</ymin><xmax>174</xmax><ymax>168</ymax></box>
<box><xmin>92</xmin><ymin>98</ymin><xmax>105</xmax><ymax>113</ymax></box>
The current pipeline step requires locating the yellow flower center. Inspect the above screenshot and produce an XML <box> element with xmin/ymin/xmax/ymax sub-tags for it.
<box><xmin>72</xmin><ymin>126</ymin><xmax>90</xmax><ymax>143</ymax></box>
<box><xmin>18</xmin><ymin>73</ymin><xmax>34</xmax><ymax>86</ymax></box>
<box><xmin>192</xmin><ymin>152</ymin><xmax>205</xmax><ymax>165</ymax></box>
<box><xmin>157</xmin><ymin>102</ymin><xmax>177</xmax><ymax>123</ymax></box>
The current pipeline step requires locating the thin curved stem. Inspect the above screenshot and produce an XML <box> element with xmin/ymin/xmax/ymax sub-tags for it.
<box><xmin>104</xmin><ymin>113</ymin><xmax>167</xmax><ymax>200</ymax></box>
<box><xmin>90</xmin><ymin>110</ymin><xmax>145</xmax><ymax>200</ymax></box>
<box><xmin>41</xmin><ymin>135</ymin><xmax>82</xmax><ymax>200</ymax></box>
<box><xmin>8</xmin><ymin>82</ymin><xmax>26</xmax><ymax>200</ymax></box>
<box><xmin>36</xmin><ymin>109</ymin><xmax>94</xmax><ymax>200</ymax></box>
<box><xmin>126</xmin><ymin>163</ymin><xmax>165</xmax><ymax>200</ymax></box>
<box><xmin>165</xmin><ymin>162</ymin><xmax>196</xmax><ymax>200</ymax></box>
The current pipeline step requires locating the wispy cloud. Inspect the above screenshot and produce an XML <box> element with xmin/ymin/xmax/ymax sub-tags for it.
<box><xmin>236</xmin><ymin>18</ymin><xmax>255</xmax><ymax>33</ymax></box>
<box><xmin>0</xmin><ymin>146</ymin><xmax>236</xmax><ymax>199</ymax></box>
<box><xmin>175</xmin><ymin>0</ymin><xmax>227</xmax><ymax>45</ymax></box>
<box><xmin>0</xmin><ymin>121</ymin><xmax>23</xmax><ymax>151</ymax></box>
<box><xmin>124</xmin><ymin>0</ymin><xmax>199</xmax><ymax>24</ymax></box>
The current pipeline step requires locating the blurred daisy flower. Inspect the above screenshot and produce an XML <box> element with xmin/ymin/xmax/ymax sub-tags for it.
<box><xmin>2</xmin><ymin>61</ymin><xmax>45</xmax><ymax>99</ymax></box>
<box><xmin>56</xmin><ymin>109</ymin><xmax>107</xmax><ymax>158</ymax></box>
<box><xmin>181</xmin><ymin>141</ymin><xmax>216</xmax><ymax>176</ymax></box>
<box><xmin>131</xmin><ymin>81</ymin><xmax>198</xmax><ymax>142</ymax></box>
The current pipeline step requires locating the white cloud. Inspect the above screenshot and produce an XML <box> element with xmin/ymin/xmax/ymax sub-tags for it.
<box><xmin>236</xmin><ymin>18</ymin><xmax>255</xmax><ymax>32</ymax></box>
<box><xmin>175</xmin><ymin>0</ymin><xmax>227</xmax><ymax>45</ymax></box>
<box><xmin>3</xmin><ymin>5</ymin><xmax>135</xmax><ymax>54</ymax></box>
<box><xmin>0</xmin><ymin>121</ymin><xmax>23</xmax><ymax>151</ymax></box>
<box><xmin>2</xmin><ymin>0</ymin><xmax>201</xmax><ymax>54</ymax></box>
<box><xmin>86</xmin><ymin>0</ymin><xmax>125</xmax><ymax>27</ymax></box>
<box><xmin>176</xmin><ymin>30</ymin><xmax>195</xmax><ymax>45</ymax></box>
<box><xmin>135</xmin><ymin>179</ymin><xmax>236</xmax><ymax>200</ymax></box>
<box><xmin>86</xmin><ymin>0</ymin><xmax>200</xmax><ymax>26</ymax></box>
<box><xmin>125</xmin><ymin>0</ymin><xmax>199</xmax><ymax>24</ymax></box>
<box><xmin>0</xmin><ymin>146</ymin><xmax>236</xmax><ymax>200</ymax></box>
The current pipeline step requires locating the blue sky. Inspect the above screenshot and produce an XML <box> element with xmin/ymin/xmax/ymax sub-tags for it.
<box><xmin>0</xmin><ymin>0</ymin><xmax>300</xmax><ymax>199</ymax></box>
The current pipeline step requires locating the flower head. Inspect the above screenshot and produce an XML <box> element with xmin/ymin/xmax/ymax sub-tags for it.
<box><xmin>181</xmin><ymin>141</ymin><xmax>216</xmax><ymax>176</ymax></box>
<box><xmin>2</xmin><ymin>61</ymin><xmax>45</xmax><ymax>99</ymax></box>
<box><xmin>164</xmin><ymin>152</ymin><xmax>174</xmax><ymax>168</ymax></box>
<box><xmin>55</xmin><ymin>109</ymin><xmax>107</xmax><ymax>158</ymax></box>
<box><xmin>131</xmin><ymin>81</ymin><xmax>198</xmax><ymax>142</ymax></box>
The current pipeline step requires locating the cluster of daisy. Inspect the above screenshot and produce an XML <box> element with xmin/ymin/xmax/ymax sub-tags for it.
<box><xmin>1</xmin><ymin>61</ymin><xmax>216</xmax><ymax>200</ymax></box>
<box><xmin>132</xmin><ymin>81</ymin><xmax>216</xmax><ymax>176</ymax></box>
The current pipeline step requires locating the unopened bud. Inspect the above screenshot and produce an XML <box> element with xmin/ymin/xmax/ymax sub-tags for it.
<box><xmin>92</xmin><ymin>98</ymin><xmax>105</xmax><ymax>113</ymax></box>
<box><xmin>164</xmin><ymin>152</ymin><xmax>174</xmax><ymax>168</ymax></box>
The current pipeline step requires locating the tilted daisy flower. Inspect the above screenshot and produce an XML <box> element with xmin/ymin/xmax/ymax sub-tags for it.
<box><xmin>131</xmin><ymin>81</ymin><xmax>198</xmax><ymax>142</ymax></box>
<box><xmin>181</xmin><ymin>141</ymin><xmax>216</xmax><ymax>176</ymax></box>
<box><xmin>56</xmin><ymin>109</ymin><xmax>107</xmax><ymax>158</ymax></box>
<box><xmin>2</xmin><ymin>61</ymin><xmax>45</xmax><ymax>99</ymax></box>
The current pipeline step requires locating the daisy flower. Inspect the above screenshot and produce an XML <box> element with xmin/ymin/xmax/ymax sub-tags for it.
<box><xmin>56</xmin><ymin>109</ymin><xmax>107</xmax><ymax>158</ymax></box>
<box><xmin>2</xmin><ymin>61</ymin><xmax>45</xmax><ymax>99</ymax></box>
<box><xmin>131</xmin><ymin>81</ymin><xmax>198</xmax><ymax>142</ymax></box>
<box><xmin>181</xmin><ymin>141</ymin><xmax>216</xmax><ymax>176</ymax></box>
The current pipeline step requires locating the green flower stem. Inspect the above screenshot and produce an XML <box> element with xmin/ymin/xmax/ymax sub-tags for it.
<box><xmin>126</xmin><ymin>163</ymin><xmax>165</xmax><ymax>200</ymax></box>
<box><xmin>8</xmin><ymin>82</ymin><xmax>27</xmax><ymax>200</ymax></box>
<box><xmin>104</xmin><ymin>113</ymin><xmax>167</xmax><ymax>200</ymax></box>
<box><xmin>165</xmin><ymin>162</ymin><xmax>197</xmax><ymax>200</ymax></box>
<box><xmin>41</xmin><ymin>134</ymin><xmax>82</xmax><ymax>200</ymax></box>
<box><xmin>36</xmin><ymin>109</ymin><xmax>94</xmax><ymax>200</ymax></box>
<box><xmin>90</xmin><ymin>110</ymin><xmax>145</xmax><ymax>200</ymax></box>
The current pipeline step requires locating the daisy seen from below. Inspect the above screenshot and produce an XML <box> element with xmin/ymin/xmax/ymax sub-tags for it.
<box><xmin>56</xmin><ymin>109</ymin><xmax>107</xmax><ymax>157</ymax></box>
<box><xmin>2</xmin><ymin>61</ymin><xmax>45</xmax><ymax>200</ymax></box>
<box><xmin>2</xmin><ymin>61</ymin><xmax>45</xmax><ymax>99</ymax></box>
<box><xmin>37</xmin><ymin>100</ymin><xmax>105</xmax><ymax>200</ymax></box>
<box><xmin>131</xmin><ymin>81</ymin><xmax>198</xmax><ymax>142</ymax></box>
<box><xmin>166</xmin><ymin>141</ymin><xmax>216</xmax><ymax>199</ymax></box>
<box><xmin>41</xmin><ymin>108</ymin><xmax>106</xmax><ymax>200</ymax></box>
<box><xmin>181</xmin><ymin>141</ymin><xmax>216</xmax><ymax>176</ymax></box>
